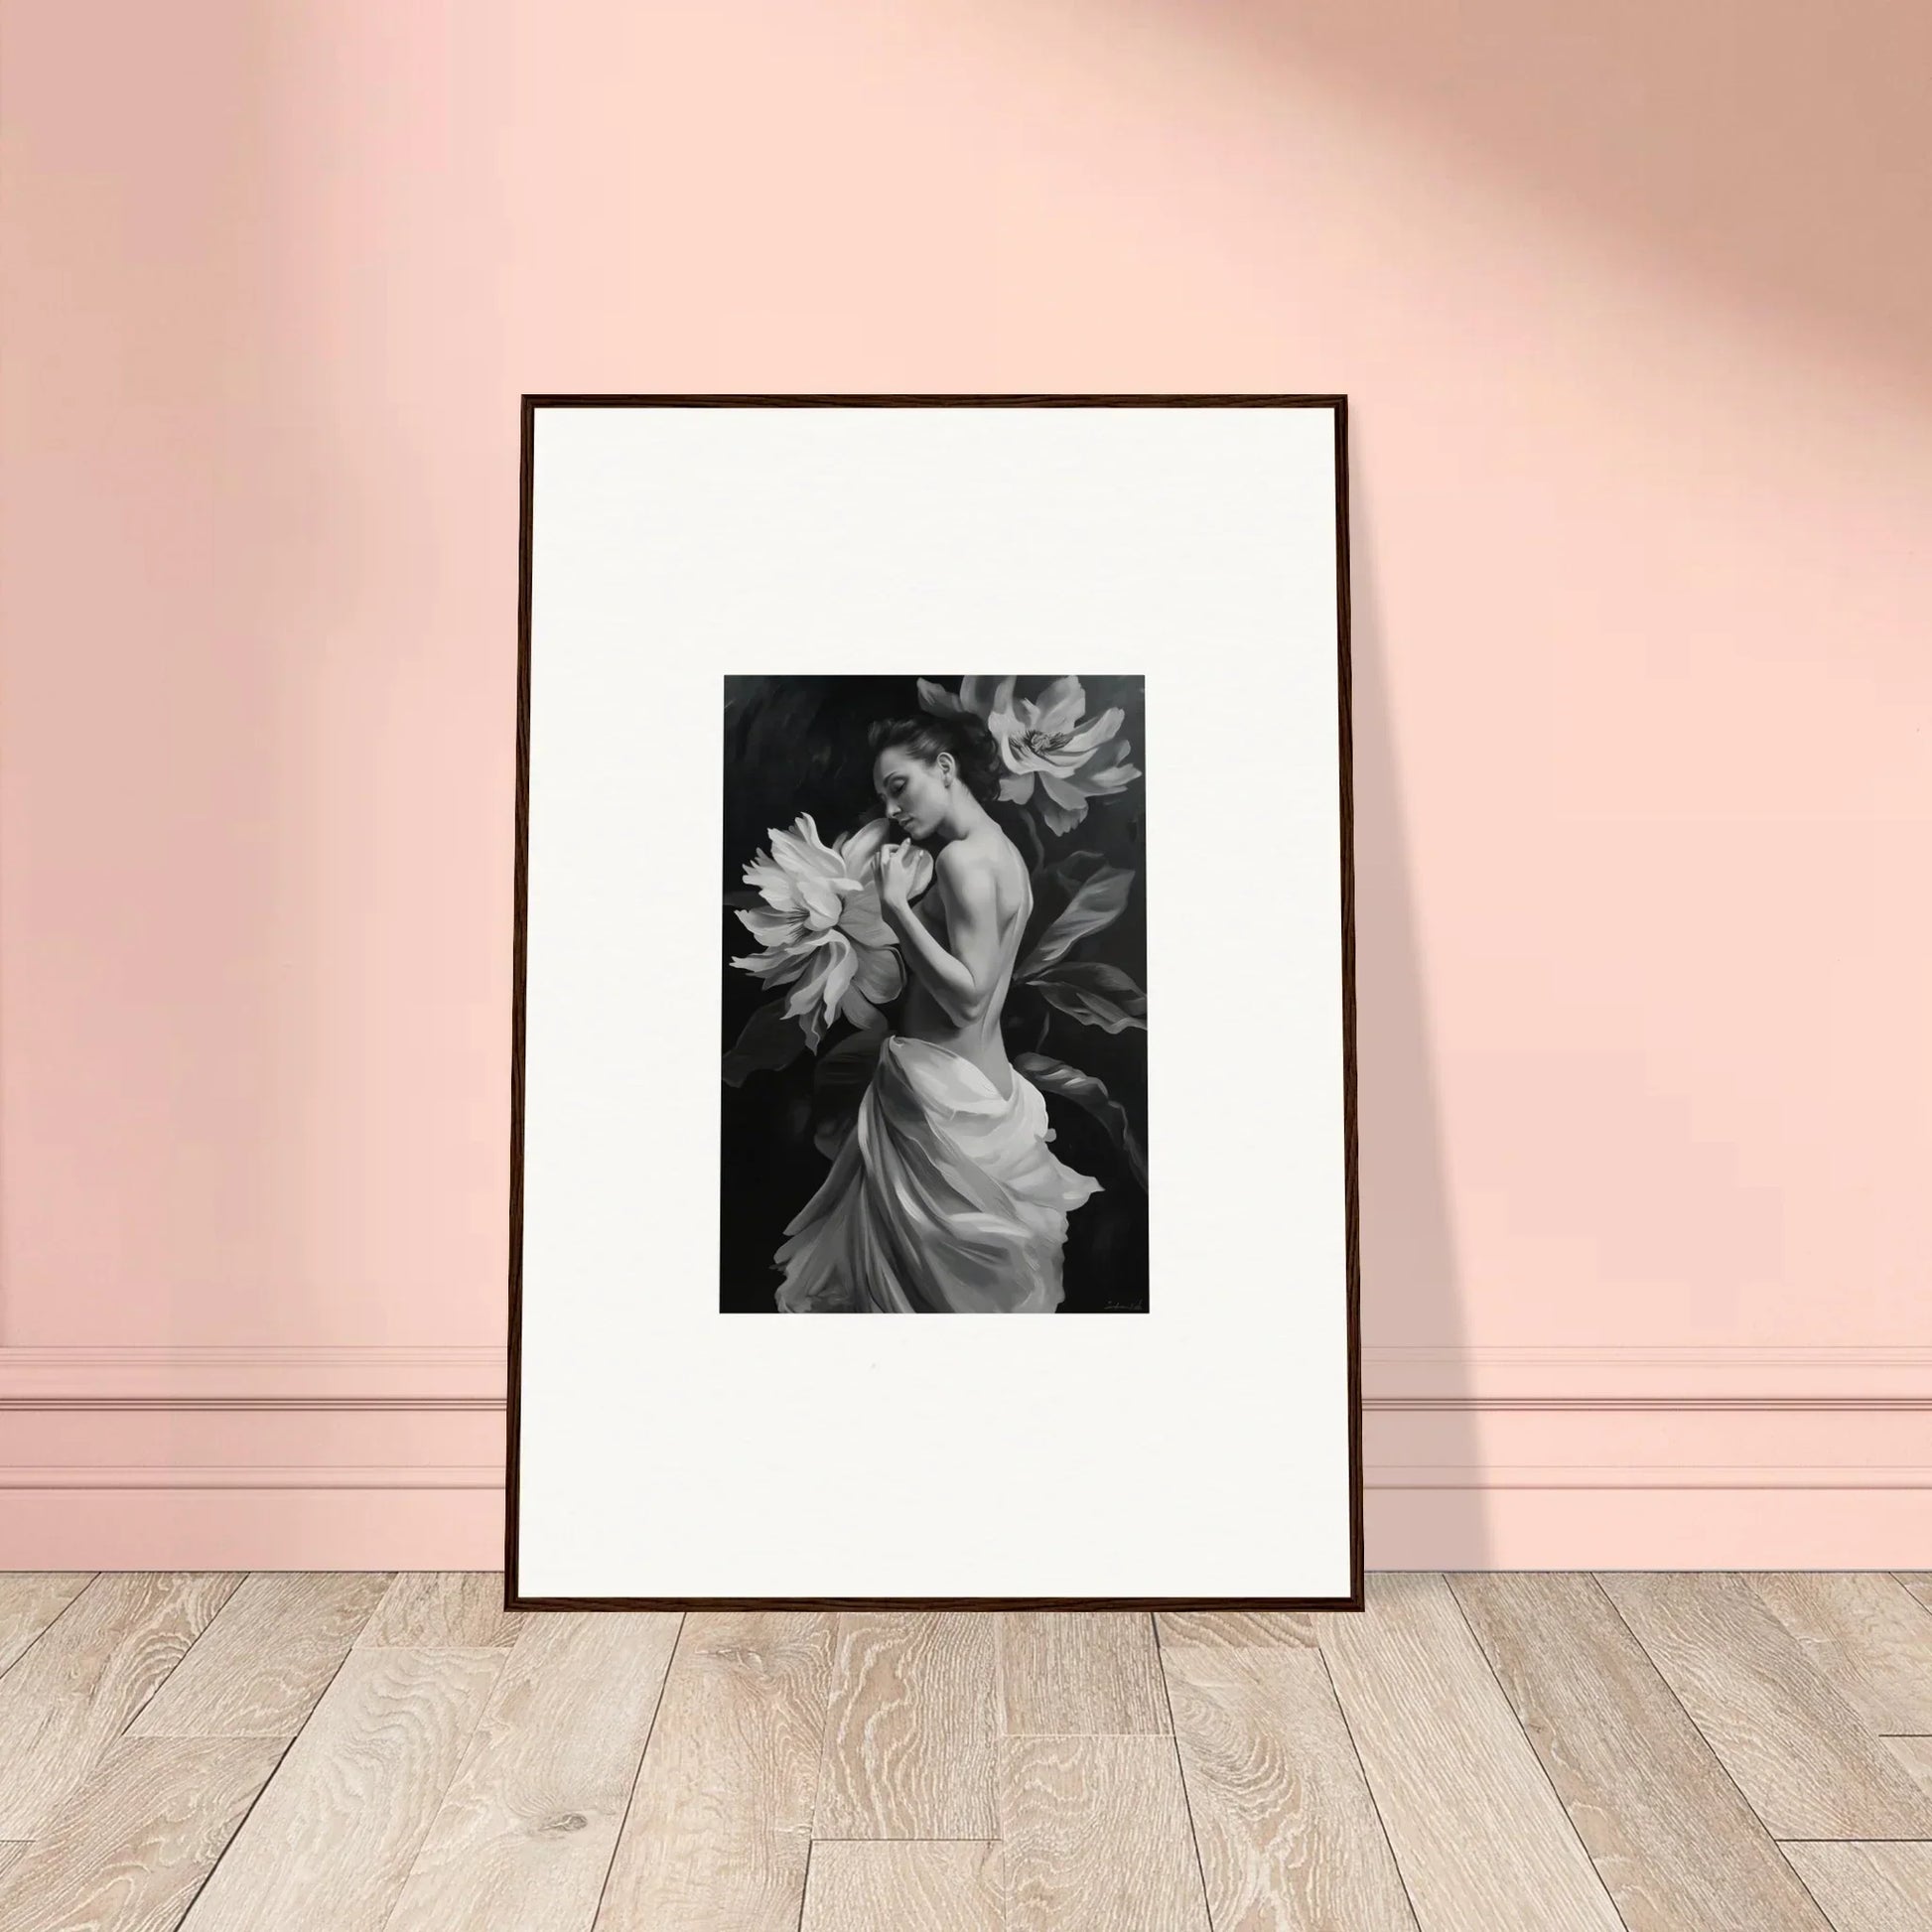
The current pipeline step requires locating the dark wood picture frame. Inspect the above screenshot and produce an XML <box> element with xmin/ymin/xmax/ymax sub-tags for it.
<box><xmin>504</xmin><ymin>394</ymin><xmax>1361</xmax><ymax>1612</ymax></box>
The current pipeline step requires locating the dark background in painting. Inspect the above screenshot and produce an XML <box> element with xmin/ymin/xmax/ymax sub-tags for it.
<box><xmin>720</xmin><ymin>674</ymin><xmax>1150</xmax><ymax>1313</ymax></box>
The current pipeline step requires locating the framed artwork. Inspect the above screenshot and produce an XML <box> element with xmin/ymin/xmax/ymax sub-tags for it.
<box><xmin>508</xmin><ymin>395</ymin><xmax>1359</xmax><ymax>1608</ymax></box>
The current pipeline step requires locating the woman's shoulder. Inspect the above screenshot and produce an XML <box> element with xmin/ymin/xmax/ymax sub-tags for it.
<box><xmin>935</xmin><ymin>827</ymin><xmax>1020</xmax><ymax>882</ymax></box>
<box><xmin>935</xmin><ymin>829</ymin><xmax>1029</xmax><ymax>917</ymax></box>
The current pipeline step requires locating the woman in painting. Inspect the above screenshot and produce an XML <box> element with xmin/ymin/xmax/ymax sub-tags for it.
<box><xmin>772</xmin><ymin>712</ymin><xmax>1101</xmax><ymax>1312</ymax></box>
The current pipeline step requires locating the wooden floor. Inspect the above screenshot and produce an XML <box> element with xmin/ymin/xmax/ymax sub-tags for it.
<box><xmin>0</xmin><ymin>1574</ymin><xmax>1927</xmax><ymax>1929</ymax></box>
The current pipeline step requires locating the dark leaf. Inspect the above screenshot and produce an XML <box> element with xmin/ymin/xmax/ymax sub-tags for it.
<box><xmin>1016</xmin><ymin>1052</ymin><xmax>1148</xmax><ymax>1190</ymax></box>
<box><xmin>1017</xmin><ymin>853</ymin><xmax>1136</xmax><ymax>977</ymax></box>
<box><xmin>1028</xmin><ymin>961</ymin><xmax>1148</xmax><ymax>1034</ymax></box>
<box><xmin>1009</xmin><ymin>809</ymin><xmax>1046</xmax><ymax>874</ymax></box>
<box><xmin>1001</xmin><ymin>986</ymin><xmax>1054</xmax><ymax>1056</ymax></box>
<box><xmin>1042</xmin><ymin>847</ymin><xmax>1107</xmax><ymax>905</ymax></box>
<box><xmin>813</xmin><ymin>1025</ymin><xmax>886</xmax><ymax>1108</ymax></box>
<box><xmin>723</xmin><ymin>886</ymin><xmax>763</xmax><ymax>910</ymax></box>
<box><xmin>722</xmin><ymin>998</ymin><xmax>808</xmax><ymax>1086</ymax></box>
<box><xmin>1015</xmin><ymin>846</ymin><xmax>1097</xmax><ymax>956</ymax></box>
<box><xmin>809</xmin><ymin>1025</ymin><xmax>886</xmax><ymax>1158</ymax></box>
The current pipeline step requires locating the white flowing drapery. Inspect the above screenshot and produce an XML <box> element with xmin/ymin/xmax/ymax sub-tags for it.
<box><xmin>773</xmin><ymin>1035</ymin><xmax>1101</xmax><ymax>1312</ymax></box>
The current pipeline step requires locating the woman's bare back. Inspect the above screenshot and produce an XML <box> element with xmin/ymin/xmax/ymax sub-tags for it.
<box><xmin>897</xmin><ymin>829</ymin><xmax>1032</xmax><ymax>1099</ymax></box>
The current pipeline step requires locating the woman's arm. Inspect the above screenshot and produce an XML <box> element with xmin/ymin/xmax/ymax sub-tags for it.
<box><xmin>879</xmin><ymin>844</ymin><xmax>1003</xmax><ymax>1028</ymax></box>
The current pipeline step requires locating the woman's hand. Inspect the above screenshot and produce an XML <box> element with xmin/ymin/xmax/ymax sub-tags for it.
<box><xmin>873</xmin><ymin>839</ymin><xmax>924</xmax><ymax>913</ymax></box>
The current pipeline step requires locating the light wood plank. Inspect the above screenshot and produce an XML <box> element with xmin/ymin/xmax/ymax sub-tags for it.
<box><xmin>800</xmin><ymin>1840</ymin><xmax>1003</xmax><ymax>1932</ymax></box>
<box><xmin>1894</xmin><ymin>1575</ymin><xmax>1932</xmax><ymax>1618</ymax></box>
<box><xmin>1880</xmin><ymin>1733</ymin><xmax>1932</xmax><ymax>1796</ymax></box>
<box><xmin>0</xmin><ymin>1575</ymin><xmax>95</xmax><ymax>1676</ymax></box>
<box><xmin>0</xmin><ymin>1844</ymin><xmax>28</xmax><ymax>1879</ymax></box>
<box><xmin>1782</xmin><ymin>1842</ymin><xmax>1932</xmax><ymax>1931</ymax></box>
<box><xmin>0</xmin><ymin>1571</ymin><xmax>240</xmax><ymax>1837</ymax></box>
<box><xmin>131</xmin><ymin>1572</ymin><xmax>393</xmax><ymax>1738</ymax></box>
<box><xmin>1451</xmin><ymin>1573</ymin><xmax>1832</xmax><ymax>1930</ymax></box>
<box><xmin>1003</xmin><ymin>1611</ymin><xmax>1168</xmax><ymax>1735</ymax></box>
<box><xmin>1161</xmin><ymin>1639</ymin><xmax>1417</xmax><ymax>1930</ymax></box>
<box><xmin>1316</xmin><ymin>1574</ymin><xmax>1624</xmax><ymax>1931</ymax></box>
<box><xmin>0</xmin><ymin>1734</ymin><xmax>284</xmax><ymax>1932</ymax></box>
<box><xmin>1748</xmin><ymin>1573</ymin><xmax>1932</xmax><ymax>1736</ymax></box>
<box><xmin>814</xmin><ymin>1612</ymin><xmax>998</xmax><ymax>1838</ymax></box>
<box><xmin>176</xmin><ymin>1645</ymin><xmax>503</xmax><ymax>1932</ymax></box>
<box><xmin>358</xmin><ymin>1572</ymin><xmax>522</xmax><ymax>1648</ymax></box>
<box><xmin>384</xmin><ymin>1610</ymin><xmax>680</xmax><ymax>1932</ymax></box>
<box><xmin>1599</xmin><ymin>1573</ymin><xmax>1932</xmax><ymax>1839</ymax></box>
<box><xmin>1001</xmin><ymin>1733</ymin><xmax>1209</xmax><ymax>1932</ymax></box>
<box><xmin>596</xmin><ymin>1610</ymin><xmax>830</xmax><ymax>1931</ymax></box>
<box><xmin>1157</xmin><ymin>1611</ymin><xmax>1316</xmax><ymax>1650</ymax></box>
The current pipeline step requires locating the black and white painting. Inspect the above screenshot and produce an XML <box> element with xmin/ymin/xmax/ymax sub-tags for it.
<box><xmin>721</xmin><ymin>674</ymin><xmax>1149</xmax><ymax>1313</ymax></box>
<box><xmin>511</xmin><ymin>398</ymin><xmax>1357</xmax><ymax>1605</ymax></box>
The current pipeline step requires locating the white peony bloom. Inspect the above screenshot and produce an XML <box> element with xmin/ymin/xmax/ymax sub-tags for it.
<box><xmin>733</xmin><ymin>812</ymin><xmax>931</xmax><ymax>1046</ymax></box>
<box><xmin>917</xmin><ymin>674</ymin><xmax>1140</xmax><ymax>835</ymax></box>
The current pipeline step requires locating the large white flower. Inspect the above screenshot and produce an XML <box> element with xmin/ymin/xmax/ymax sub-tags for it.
<box><xmin>732</xmin><ymin>813</ymin><xmax>931</xmax><ymax>1047</ymax></box>
<box><xmin>918</xmin><ymin>674</ymin><xmax>1140</xmax><ymax>836</ymax></box>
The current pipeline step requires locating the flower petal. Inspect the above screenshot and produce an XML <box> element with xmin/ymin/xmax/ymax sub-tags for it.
<box><xmin>985</xmin><ymin>676</ymin><xmax>1023</xmax><ymax>745</ymax></box>
<box><xmin>836</xmin><ymin>816</ymin><xmax>894</xmax><ymax>875</ymax></box>
<box><xmin>837</xmin><ymin>985</ymin><xmax>888</xmax><ymax>1033</ymax></box>
<box><xmin>1000</xmin><ymin>770</ymin><xmax>1036</xmax><ymax>804</ymax></box>
<box><xmin>958</xmin><ymin>675</ymin><xmax>1008</xmax><ymax>720</ymax></box>
<box><xmin>743</xmin><ymin>856</ymin><xmax>803</xmax><ymax>913</ymax></box>
<box><xmin>736</xmin><ymin>904</ymin><xmax>800</xmax><ymax>946</ymax></box>
<box><xmin>1036</xmin><ymin>789</ymin><xmax>1087</xmax><ymax>836</ymax></box>
<box><xmin>1034</xmin><ymin>675</ymin><xmax>1086</xmax><ymax>735</ymax></box>
<box><xmin>1038</xmin><ymin>769</ymin><xmax>1088</xmax><ymax>811</ymax></box>
<box><xmin>816</xmin><ymin>942</ymin><xmax>860</xmax><ymax>1027</ymax></box>
<box><xmin>782</xmin><ymin>930</ymin><xmax>856</xmax><ymax>1046</ymax></box>
<box><xmin>837</xmin><ymin>885</ymin><xmax>897</xmax><ymax>950</ymax></box>
<box><xmin>1056</xmin><ymin>705</ymin><xmax>1125</xmax><ymax>759</ymax></box>
<box><xmin>916</xmin><ymin>677</ymin><xmax>964</xmax><ymax>716</ymax></box>
<box><xmin>794</xmin><ymin>871</ymin><xmax>847</xmax><ymax>929</ymax></box>
<box><xmin>850</xmin><ymin>939</ymin><xmax>903</xmax><ymax>1001</ymax></box>
<box><xmin>768</xmin><ymin>814</ymin><xmax>844</xmax><ymax>881</ymax></box>
<box><xmin>733</xmin><ymin>946</ymin><xmax>806</xmax><ymax>987</ymax></box>
<box><xmin>1076</xmin><ymin>755</ymin><xmax>1141</xmax><ymax>794</ymax></box>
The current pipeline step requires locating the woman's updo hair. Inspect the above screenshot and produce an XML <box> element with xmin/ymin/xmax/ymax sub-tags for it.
<box><xmin>868</xmin><ymin>711</ymin><xmax>1006</xmax><ymax>806</ymax></box>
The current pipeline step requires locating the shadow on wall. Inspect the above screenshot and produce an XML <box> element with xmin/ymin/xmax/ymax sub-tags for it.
<box><xmin>1346</xmin><ymin>476</ymin><xmax>1491</xmax><ymax>1568</ymax></box>
<box><xmin>1177</xmin><ymin>0</ymin><xmax>1932</xmax><ymax>403</ymax></box>
<box><xmin>1115</xmin><ymin>0</ymin><xmax>1932</xmax><ymax>1567</ymax></box>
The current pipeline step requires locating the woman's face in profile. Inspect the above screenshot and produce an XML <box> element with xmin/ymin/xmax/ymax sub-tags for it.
<box><xmin>873</xmin><ymin>747</ymin><xmax>949</xmax><ymax>842</ymax></box>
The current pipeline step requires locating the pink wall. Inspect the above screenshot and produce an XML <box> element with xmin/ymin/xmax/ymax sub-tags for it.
<box><xmin>2</xmin><ymin>0</ymin><xmax>1927</xmax><ymax>1566</ymax></box>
